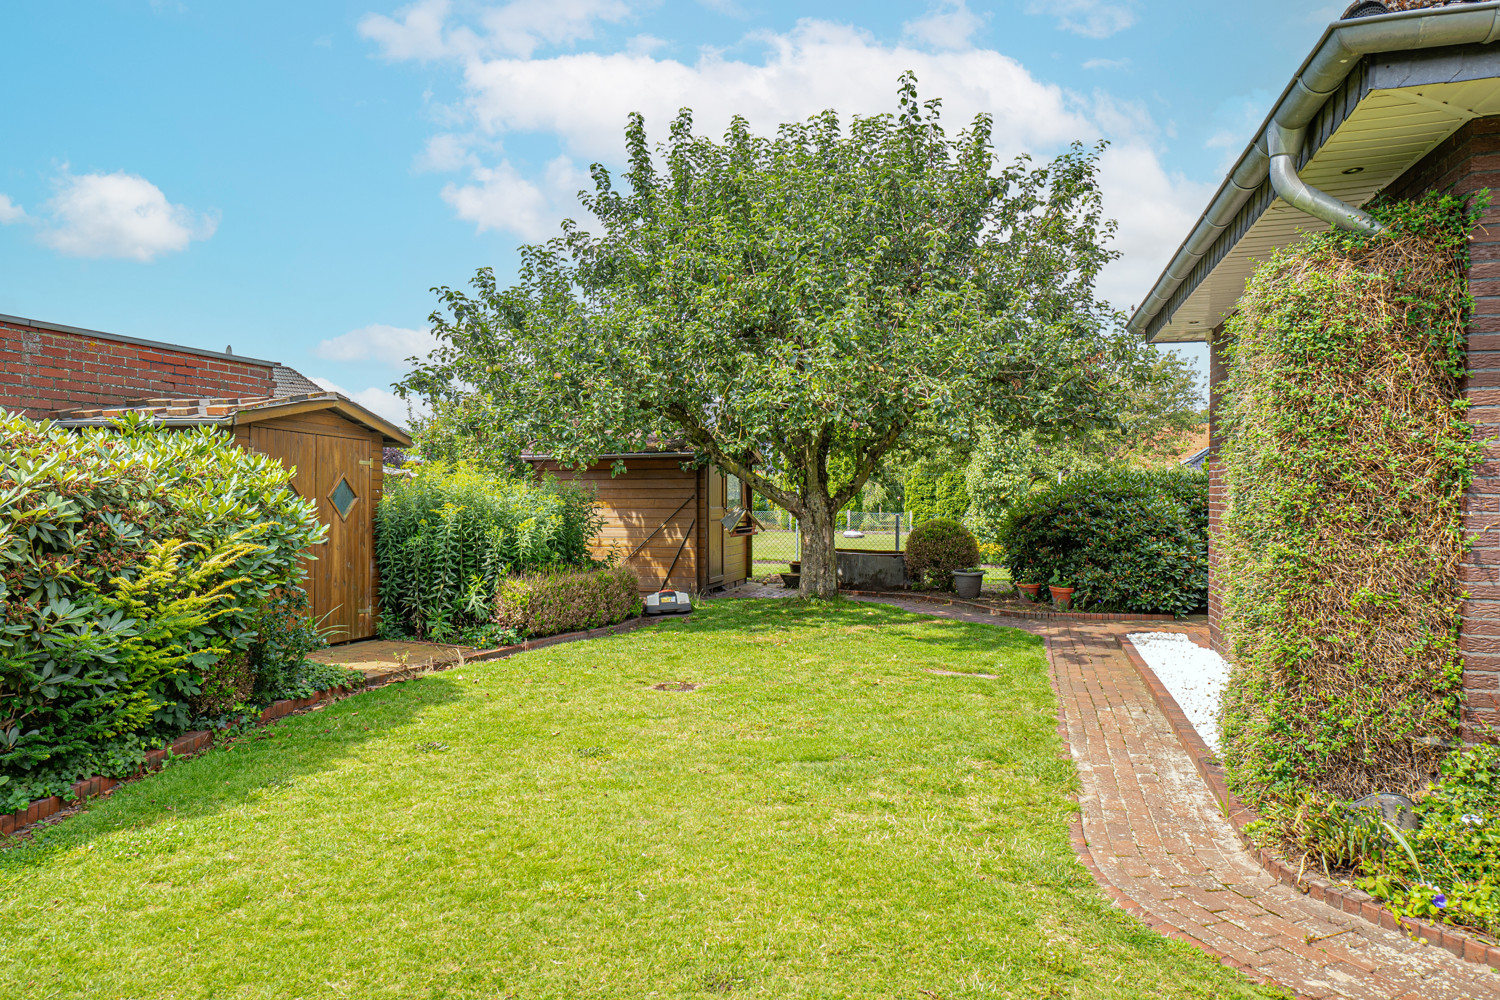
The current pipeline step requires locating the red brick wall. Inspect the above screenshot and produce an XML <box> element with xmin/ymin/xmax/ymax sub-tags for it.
<box><xmin>0</xmin><ymin>318</ymin><xmax>275</xmax><ymax>418</ymax></box>
<box><xmin>1373</xmin><ymin>116</ymin><xmax>1500</xmax><ymax>734</ymax></box>
<box><xmin>1206</xmin><ymin>323</ymin><xmax>1229</xmax><ymax>655</ymax></box>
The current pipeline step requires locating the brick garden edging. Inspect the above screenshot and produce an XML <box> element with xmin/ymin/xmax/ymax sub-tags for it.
<box><xmin>843</xmin><ymin>588</ymin><xmax>1179</xmax><ymax>623</ymax></box>
<box><xmin>0</xmin><ymin>613</ymin><xmax>665</xmax><ymax>840</ymax></box>
<box><xmin>1116</xmin><ymin>632</ymin><xmax>1500</xmax><ymax>973</ymax></box>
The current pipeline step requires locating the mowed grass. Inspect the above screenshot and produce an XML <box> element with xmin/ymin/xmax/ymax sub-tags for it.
<box><xmin>0</xmin><ymin>600</ymin><xmax>1278</xmax><ymax>999</ymax></box>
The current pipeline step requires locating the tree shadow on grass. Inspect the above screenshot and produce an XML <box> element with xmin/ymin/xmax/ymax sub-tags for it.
<box><xmin>662</xmin><ymin>596</ymin><xmax>1046</xmax><ymax>663</ymax></box>
<box><xmin>0</xmin><ymin>672</ymin><xmax>461</xmax><ymax>868</ymax></box>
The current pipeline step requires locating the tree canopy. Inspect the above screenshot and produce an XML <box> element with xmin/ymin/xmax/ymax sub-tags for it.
<box><xmin>400</xmin><ymin>75</ymin><xmax>1174</xmax><ymax>595</ymax></box>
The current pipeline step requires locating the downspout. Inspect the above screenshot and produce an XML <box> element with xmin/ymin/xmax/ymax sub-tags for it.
<box><xmin>1265</xmin><ymin>122</ymin><xmax>1383</xmax><ymax>234</ymax></box>
<box><xmin>1129</xmin><ymin>1</ymin><xmax>1500</xmax><ymax>336</ymax></box>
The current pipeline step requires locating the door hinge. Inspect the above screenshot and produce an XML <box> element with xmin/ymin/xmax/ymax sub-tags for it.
<box><xmin>359</xmin><ymin>607</ymin><xmax>373</xmax><ymax>615</ymax></box>
<box><xmin>358</xmin><ymin>459</ymin><xmax>375</xmax><ymax>467</ymax></box>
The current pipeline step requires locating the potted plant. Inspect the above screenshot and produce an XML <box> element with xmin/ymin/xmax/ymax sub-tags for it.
<box><xmin>1049</xmin><ymin>569</ymin><xmax>1076</xmax><ymax>611</ymax></box>
<box><xmin>1016</xmin><ymin>582</ymin><xmax>1042</xmax><ymax>603</ymax></box>
<box><xmin>951</xmin><ymin>567</ymin><xmax>984</xmax><ymax>599</ymax></box>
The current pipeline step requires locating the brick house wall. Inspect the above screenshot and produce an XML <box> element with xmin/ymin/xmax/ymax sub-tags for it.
<box><xmin>1380</xmin><ymin>115</ymin><xmax>1500</xmax><ymax>735</ymax></box>
<box><xmin>1205</xmin><ymin>116</ymin><xmax>1500</xmax><ymax>733</ymax></box>
<box><xmin>0</xmin><ymin>315</ymin><xmax>276</xmax><ymax>418</ymax></box>
<box><xmin>1206</xmin><ymin>323</ymin><xmax>1229</xmax><ymax>656</ymax></box>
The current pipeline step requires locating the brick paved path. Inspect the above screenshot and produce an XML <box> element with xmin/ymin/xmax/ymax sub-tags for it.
<box><xmin>856</xmin><ymin>595</ymin><xmax>1500</xmax><ymax>1000</ymax></box>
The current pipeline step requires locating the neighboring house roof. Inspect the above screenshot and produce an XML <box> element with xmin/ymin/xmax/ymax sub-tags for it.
<box><xmin>1181</xmin><ymin>447</ymin><xmax>1212</xmax><ymax>471</ymax></box>
<box><xmin>0</xmin><ymin>311</ymin><xmax>277</xmax><ymax>367</ymax></box>
<box><xmin>1130</xmin><ymin>2</ymin><xmax>1500</xmax><ymax>344</ymax></box>
<box><xmin>272</xmin><ymin>364</ymin><xmax>325</xmax><ymax>397</ymax></box>
<box><xmin>50</xmin><ymin>392</ymin><xmax>413</xmax><ymax>447</ymax></box>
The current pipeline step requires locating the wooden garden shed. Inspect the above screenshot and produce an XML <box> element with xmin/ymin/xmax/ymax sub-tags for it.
<box><xmin>524</xmin><ymin>451</ymin><xmax>759</xmax><ymax>593</ymax></box>
<box><xmin>52</xmin><ymin>392</ymin><xmax>412</xmax><ymax>643</ymax></box>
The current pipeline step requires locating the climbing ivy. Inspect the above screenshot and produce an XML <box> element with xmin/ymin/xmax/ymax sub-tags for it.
<box><xmin>1218</xmin><ymin>192</ymin><xmax>1487</xmax><ymax>804</ymax></box>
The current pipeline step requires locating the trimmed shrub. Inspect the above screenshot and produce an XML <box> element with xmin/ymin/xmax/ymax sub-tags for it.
<box><xmin>1218</xmin><ymin>193</ymin><xmax>1482</xmax><ymax>802</ymax></box>
<box><xmin>1</xmin><ymin>411</ymin><xmax>324</xmax><ymax>812</ymax></box>
<box><xmin>493</xmin><ymin>567</ymin><xmax>643</xmax><ymax>639</ymax></box>
<box><xmin>904</xmin><ymin>518</ymin><xmax>980</xmax><ymax>591</ymax></box>
<box><xmin>998</xmin><ymin>468</ymin><xmax>1207</xmax><ymax>616</ymax></box>
<box><xmin>375</xmin><ymin>463</ymin><xmax>606</xmax><ymax>644</ymax></box>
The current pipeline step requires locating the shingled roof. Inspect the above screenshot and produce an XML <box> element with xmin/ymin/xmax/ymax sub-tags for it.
<box><xmin>51</xmin><ymin>392</ymin><xmax>412</xmax><ymax>446</ymax></box>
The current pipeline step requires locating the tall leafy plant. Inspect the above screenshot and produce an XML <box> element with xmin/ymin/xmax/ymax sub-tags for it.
<box><xmin>375</xmin><ymin>464</ymin><xmax>605</xmax><ymax>642</ymax></box>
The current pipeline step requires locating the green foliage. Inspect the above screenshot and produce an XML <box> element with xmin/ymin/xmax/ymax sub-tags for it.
<box><xmin>998</xmin><ymin>469</ymin><xmax>1207</xmax><ymax>616</ymax></box>
<box><xmin>493</xmin><ymin>566</ymin><xmax>643</xmax><ymax>639</ymax></box>
<box><xmin>248</xmin><ymin>587</ymin><xmax>337</xmax><ymax>702</ymax></box>
<box><xmin>0</xmin><ymin>411</ymin><xmax>324</xmax><ymax>810</ymax></box>
<box><xmin>904</xmin><ymin>469</ymin><xmax>970</xmax><ymax>526</ymax></box>
<box><xmin>1217</xmin><ymin>193</ymin><xmax>1484</xmax><ymax>802</ymax></box>
<box><xmin>903</xmin><ymin>518</ymin><xmax>981</xmax><ymax>591</ymax></box>
<box><xmin>399</xmin><ymin>75</ymin><xmax>1172</xmax><ymax>597</ymax></box>
<box><xmin>963</xmin><ymin>352</ymin><xmax>1204</xmax><ymax>543</ymax></box>
<box><xmin>375</xmin><ymin>463</ymin><xmax>606</xmax><ymax>642</ymax></box>
<box><xmin>1268</xmin><ymin>745</ymin><xmax>1500</xmax><ymax>937</ymax></box>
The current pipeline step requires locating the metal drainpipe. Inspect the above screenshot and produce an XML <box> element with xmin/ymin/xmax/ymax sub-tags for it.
<box><xmin>1266</xmin><ymin>121</ymin><xmax>1384</xmax><ymax>234</ymax></box>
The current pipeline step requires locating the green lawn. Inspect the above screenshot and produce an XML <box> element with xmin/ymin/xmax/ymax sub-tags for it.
<box><xmin>1</xmin><ymin>601</ymin><xmax>1277</xmax><ymax>999</ymax></box>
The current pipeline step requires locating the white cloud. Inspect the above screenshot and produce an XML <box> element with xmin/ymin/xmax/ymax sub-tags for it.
<box><xmin>311</xmin><ymin>376</ymin><xmax>428</xmax><ymax>427</ymax></box>
<box><xmin>38</xmin><ymin>171</ymin><xmax>216</xmax><ymax>261</ymax></box>
<box><xmin>1027</xmin><ymin>0</ymin><xmax>1136</xmax><ymax>39</ymax></box>
<box><xmin>360</xmin><ymin>0</ymin><xmax>630</xmax><ymax>61</ymax></box>
<box><xmin>315</xmin><ymin>324</ymin><xmax>438</xmax><ymax>365</ymax></box>
<box><xmin>365</xmin><ymin>6</ymin><xmax>1211</xmax><ymax>314</ymax></box>
<box><xmin>457</xmin><ymin>20</ymin><xmax>1092</xmax><ymax>165</ymax></box>
<box><xmin>441</xmin><ymin>155</ymin><xmax>592</xmax><ymax>239</ymax></box>
<box><xmin>359</xmin><ymin>0</ymin><xmax>460</xmax><ymax>60</ymax></box>
<box><xmin>417</xmin><ymin>132</ymin><xmax>480</xmax><ymax>172</ymax></box>
<box><xmin>1083</xmin><ymin>57</ymin><xmax>1130</xmax><ymax>71</ymax></box>
<box><xmin>0</xmin><ymin>194</ymin><xmax>25</xmax><ymax>224</ymax></box>
<box><xmin>902</xmin><ymin>1</ymin><xmax>984</xmax><ymax>51</ymax></box>
<box><xmin>1095</xmin><ymin>143</ymin><xmax>1215</xmax><ymax>312</ymax></box>
<box><xmin>1206</xmin><ymin>90</ymin><xmax>1273</xmax><ymax>172</ymax></box>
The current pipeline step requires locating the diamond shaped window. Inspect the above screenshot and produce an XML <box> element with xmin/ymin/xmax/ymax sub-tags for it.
<box><xmin>329</xmin><ymin>477</ymin><xmax>358</xmax><ymax>520</ymax></box>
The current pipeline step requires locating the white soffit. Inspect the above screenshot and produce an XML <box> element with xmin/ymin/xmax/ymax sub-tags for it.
<box><xmin>1152</xmin><ymin>77</ymin><xmax>1500</xmax><ymax>343</ymax></box>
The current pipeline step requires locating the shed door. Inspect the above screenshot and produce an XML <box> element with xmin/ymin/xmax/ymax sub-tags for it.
<box><xmin>708</xmin><ymin>469</ymin><xmax>725</xmax><ymax>586</ymax></box>
<box><xmin>245</xmin><ymin>418</ymin><xmax>378</xmax><ymax>643</ymax></box>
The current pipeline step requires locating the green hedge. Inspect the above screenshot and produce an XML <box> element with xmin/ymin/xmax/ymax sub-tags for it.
<box><xmin>998</xmin><ymin>468</ymin><xmax>1207</xmax><ymax>617</ymax></box>
<box><xmin>375</xmin><ymin>464</ymin><xmax>606</xmax><ymax>645</ymax></box>
<box><xmin>0</xmin><ymin>412</ymin><xmax>328</xmax><ymax>813</ymax></box>
<box><xmin>904</xmin><ymin>518</ymin><xmax>980</xmax><ymax>591</ymax></box>
<box><xmin>905</xmin><ymin>470</ymin><xmax>969</xmax><ymax>526</ymax></box>
<box><xmin>493</xmin><ymin>567</ymin><xmax>642</xmax><ymax>639</ymax></box>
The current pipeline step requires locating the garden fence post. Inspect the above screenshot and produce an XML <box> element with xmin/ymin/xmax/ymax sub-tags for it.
<box><xmin>895</xmin><ymin>513</ymin><xmax>901</xmax><ymax>552</ymax></box>
<box><xmin>794</xmin><ymin>517</ymin><xmax>800</xmax><ymax>562</ymax></box>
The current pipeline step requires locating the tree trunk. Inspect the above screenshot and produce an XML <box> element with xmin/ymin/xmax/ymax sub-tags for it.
<box><xmin>799</xmin><ymin>498</ymin><xmax>839</xmax><ymax>598</ymax></box>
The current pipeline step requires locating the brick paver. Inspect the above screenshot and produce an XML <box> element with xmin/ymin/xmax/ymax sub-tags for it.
<box><xmin>855</xmin><ymin>595</ymin><xmax>1500</xmax><ymax>1000</ymax></box>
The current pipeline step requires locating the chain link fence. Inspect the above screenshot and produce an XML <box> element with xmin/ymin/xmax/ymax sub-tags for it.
<box><xmin>753</xmin><ymin>509</ymin><xmax>920</xmax><ymax>569</ymax></box>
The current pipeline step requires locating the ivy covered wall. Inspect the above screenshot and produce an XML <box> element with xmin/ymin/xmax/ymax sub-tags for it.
<box><xmin>1217</xmin><ymin>194</ymin><xmax>1485</xmax><ymax>802</ymax></box>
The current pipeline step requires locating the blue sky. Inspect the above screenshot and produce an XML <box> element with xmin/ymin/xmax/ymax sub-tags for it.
<box><xmin>0</xmin><ymin>0</ymin><xmax>1351</xmax><ymax>424</ymax></box>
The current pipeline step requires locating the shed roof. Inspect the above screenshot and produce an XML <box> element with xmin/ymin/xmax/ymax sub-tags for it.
<box><xmin>50</xmin><ymin>392</ymin><xmax>413</xmax><ymax>447</ymax></box>
<box><xmin>1131</xmin><ymin>2</ymin><xmax>1500</xmax><ymax>343</ymax></box>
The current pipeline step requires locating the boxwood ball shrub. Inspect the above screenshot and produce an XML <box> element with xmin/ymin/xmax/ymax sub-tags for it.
<box><xmin>998</xmin><ymin>468</ymin><xmax>1207</xmax><ymax>617</ymax></box>
<box><xmin>493</xmin><ymin>566</ymin><xmax>643</xmax><ymax>639</ymax></box>
<box><xmin>903</xmin><ymin>518</ymin><xmax>980</xmax><ymax>591</ymax></box>
<box><xmin>0</xmin><ymin>411</ymin><xmax>325</xmax><ymax>813</ymax></box>
<box><xmin>376</xmin><ymin>463</ymin><xmax>606</xmax><ymax>644</ymax></box>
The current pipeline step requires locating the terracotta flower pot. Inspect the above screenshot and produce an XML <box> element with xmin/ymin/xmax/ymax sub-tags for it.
<box><xmin>1051</xmin><ymin>586</ymin><xmax>1075</xmax><ymax>611</ymax></box>
<box><xmin>1017</xmin><ymin>583</ymin><xmax>1042</xmax><ymax>603</ymax></box>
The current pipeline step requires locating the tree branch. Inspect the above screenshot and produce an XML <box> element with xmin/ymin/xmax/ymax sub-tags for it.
<box><xmin>663</xmin><ymin>405</ymin><xmax>805</xmax><ymax>516</ymax></box>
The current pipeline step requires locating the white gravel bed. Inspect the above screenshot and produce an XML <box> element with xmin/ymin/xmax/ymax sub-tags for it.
<box><xmin>1126</xmin><ymin>632</ymin><xmax>1231</xmax><ymax>754</ymax></box>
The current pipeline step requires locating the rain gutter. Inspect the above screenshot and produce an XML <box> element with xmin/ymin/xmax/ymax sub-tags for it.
<box><xmin>1129</xmin><ymin>1</ymin><xmax>1500</xmax><ymax>339</ymax></box>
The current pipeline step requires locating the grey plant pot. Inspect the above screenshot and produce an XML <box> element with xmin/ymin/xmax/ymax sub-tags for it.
<box><xmin>952</xmin><ymin>570</ymin><xmax>984</xmax><ymax>600</ymax></box>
